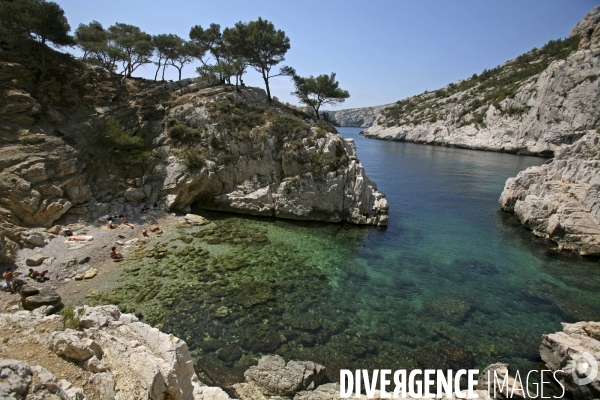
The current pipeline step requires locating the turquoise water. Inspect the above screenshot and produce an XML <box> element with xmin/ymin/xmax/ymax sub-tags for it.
<box><xmin>94</xmin><ymin>126</ymin><xmax>600</xmax><ymax>388</ymax></box>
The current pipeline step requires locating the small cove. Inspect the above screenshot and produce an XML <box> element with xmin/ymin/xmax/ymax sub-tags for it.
<box><xmin>90</xmin><ymin>126</ymin><xmax>600</xmax><ymax>387</ymax></box>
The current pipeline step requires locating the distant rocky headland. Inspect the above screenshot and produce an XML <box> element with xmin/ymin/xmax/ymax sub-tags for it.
<box><xmin>329</xmin><ymin>6</ymin><xmax>600</xmax><ymax>157</ymax></box>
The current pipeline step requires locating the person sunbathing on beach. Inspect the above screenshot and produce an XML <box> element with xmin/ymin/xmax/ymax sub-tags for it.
<box><xmin>110</xmin><ymin>247</ymin><xmax>124</xmax><ymax>259</ymax></box>
<box><xmin>2</xmin><ymin>268</ymin><xmax>20</xmax><ymax>293</ymax></box>
<box><xmin>142</xmin><ymin>228</ymin><xmax>148</xmax><ymax>237</ymax></box>
<box><xmin>28</xmin><ymin>269</ymin><xmax>50</xmax><ymax>282</ymax></box>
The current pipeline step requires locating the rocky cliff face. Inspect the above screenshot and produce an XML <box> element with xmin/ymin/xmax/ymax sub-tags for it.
<box><xmin>0</xmin><ymin>48</ymin><xmax>387</xmax><ymax>264</ymax></box>
<box><xmin>540</xmin><ymin>320</ymin><xmax>600</xmax><ymax>399</ymax></box>
<box><xmin>324</xmin><ymin>104</ymin><xmax>393</xmax><ymax>128</ymax></box>
<box><xmin>339</xmin><ymin>7</ymin><xmax>600</xmax><ymax>156</ymax></box>
<box><xmin>499</xmin><ymin>133</ymin><xmax>600</xmax><ymax>256</ymax></box>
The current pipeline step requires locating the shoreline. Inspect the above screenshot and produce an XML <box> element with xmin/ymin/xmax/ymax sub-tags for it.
<box><xmin>1</xmin><ymin>210</ymin><xmax>180</xmax><ymax>310</ymax></box>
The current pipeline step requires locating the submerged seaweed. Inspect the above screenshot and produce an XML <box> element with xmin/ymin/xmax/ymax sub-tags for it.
<box><xmin>88</xmin><ymin>208</ymin><xmax>600</xmax><ymax>387</ymax></box>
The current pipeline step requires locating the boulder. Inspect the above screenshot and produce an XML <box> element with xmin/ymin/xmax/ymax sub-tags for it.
<box><xmin>83</xmin><ymin>355</ymin><xmax>107</xmax><ymax>373</ymax></box>
<box><xmin>22</xmin><ymin>291</ymin><xmax>62</xmax><ymax>311</ymax></box>
<box><xmin>83</xmin><ymin>268</ymin><xmax>98</xmax><ymax>279</ymax></box>
<box><xmin>92</xmin><ymin>372</ymin><xmax>116</xmax><ymax>400</ymax></box>
<box><xmin>540</xmin><ymin>321</ymin><xmax>600</xmax><ymax>399</ymax></box>
<box><xmin>21</xmin><ymin>231</ymin><xmax>46</xmax><ymax>247</ymax></box>
<box><xmin>26</xmin><ymin>256</ymin><xmax>47</xmax><ymax>266</ymax></box>
<box><xmin>0</xmin><ymin>358</ymin><xmax>82</xmax><ymax>400</ymax></box>
<box><xmin>184</xmin><ymin>214</ymin><xmax>210</xmax><ymax>225</ymax></box>
<box><xmin>79</xmin><ymin>304</ymin><xmax>120</xmax><ymax>329</ymax></box>
<box><xmin>49</xmin><ymin>329</ymin><xmax>102</xmax><ymax>361</ymax></box>
<box><xmin>47</xmin><ymin>225</ymin><xmax>62</xmax><ymax>235</ymax></box>
<box><xmin>78</xmin><ymin>256</ymin><xmax>90</xmax><ymax>264</ymax></box>
<box><xmin>0</xmin><ymin>359</ymin><xmax>31</xmax><ymax>398</ymax></box>
<box><xmin>124</xmin><ymin>188</ymin><xmax>146</xmax><ymax>202</ymax></box>
<box><xmin>243</xmin><ymin>355</ymin><xmax>326</xmax><ymax>396</ymax></box>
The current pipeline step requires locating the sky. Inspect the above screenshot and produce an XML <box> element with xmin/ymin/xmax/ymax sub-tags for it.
<box><xmin>55</xmin><ymin>0</ymin><xmax>598</xmax><ymax>109</ymax></box>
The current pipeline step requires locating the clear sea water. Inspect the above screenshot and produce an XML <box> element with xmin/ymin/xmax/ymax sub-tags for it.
<box><xmin>94</xmin><ymin>126</ymin><xmax>600</xmax><ymax>388</ymax></box>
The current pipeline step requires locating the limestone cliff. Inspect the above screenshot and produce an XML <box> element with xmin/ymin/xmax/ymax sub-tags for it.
<box><xmin>323</xmin><ymin>104</ymin><xmax>393</xmax><ymax>128</ymax></box>
<box><xmin>0</xmin><ymin>46</ymin><xmax>388</xmax><ymax>263</ymax></box>
<box><xmin>346</xmin><ymin>6</ymin><xmax>600</xmax><ymax>156</ymax></box>
<box><xmin>499</xmin><ymin>133</ymin><xmax>600</xmax><ymax>256</ymax></box>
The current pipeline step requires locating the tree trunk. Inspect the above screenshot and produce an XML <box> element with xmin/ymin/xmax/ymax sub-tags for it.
<box><xmin>154</xmin><ymin>58</ymin><xmax>162</xmax><ymax>81</ymax></box>
<box><xmin>262</xmin><ymin>69</ymin><xmax>272</xmax><ymax>102</ymax></box>
<box><xmin>162</xmin><ymin>64</ymin><xmax>167</xmax><ymax>81</ymax></box>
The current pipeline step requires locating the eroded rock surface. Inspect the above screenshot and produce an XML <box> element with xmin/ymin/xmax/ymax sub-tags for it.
<box><xmin>0</xmin><ymin>305</ymin><xmax>231</xmax><ymax>400</ymax></box>
<box><xmin>540</xmin><ymin>321</ymin><xmax>600</xmax><ymax>399</ymax></box>
<box><xmin>499</xmin><ymin>133</ymin><xmax>600</xmax><ymax>255</ymax></box>
<box><xmin>0</xmin><ymin>358</ymin><xmax>83</xmax><ymax>400</ymax></box>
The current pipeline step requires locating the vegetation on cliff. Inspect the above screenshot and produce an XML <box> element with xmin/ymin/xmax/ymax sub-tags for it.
<box><xmin>380</xmin><ymin>35</ymin><xmax>581</xmax><ymax>128</ymax></box>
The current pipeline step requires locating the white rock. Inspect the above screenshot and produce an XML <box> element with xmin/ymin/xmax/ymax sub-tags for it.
<box><xmin>49</xmin><ymin>329</ymin><xmax>102</xmax><ymax>361</ymax></box>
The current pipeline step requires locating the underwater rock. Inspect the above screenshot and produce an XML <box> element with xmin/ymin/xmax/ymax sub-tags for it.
<box><xmin>299</xmin><ymin>333</ymin><xmax>316</xmax><ymax>347</ymax></box>
<box><xmin>440</xmin><ymin>346</ymin><xmax>475</xmax><ymax>370</ymax></box>
<box><xmin>555</xmin><ymin>300</ymin><xmax>600</xmax><ymax>322</ymax></box>
<box><xmin>217</xmin><ymin>345</ymin><xmax>242</xmax><ymax>363</ymax></box>
<box><xmin>251</xmin><ymin>234</ymin><xmax>269</xmax><ymax>244</ymax></box>
<box><xmin>201</xmin><ymin>339</ymin><xmax>225</xmax><ymax>353</ymax></box>
<box><xmin>344</xmin><ymin>261</ymin><xmax>368</xmax><ymax>281</ymax></box>
<box><xmin>252</xmin><ymin>332</ymin><xmax>282</xmax><ymax>353</ymax></box>
<box><xmin>215</xmin><ymin>306</ymin><xmax>230</xmax><ymax>318</ymax></box>
<box><xmin>289</xmin><ymin>317</ymin><xmax>322</xmax><ymax>332</ymax></box>
<box><xmin>414</xmin><ymin>347</ymin><xmax>449</xmax><ymax>370</ymax></box>
<box><xmin>207</xmin><ymin>324</ymin><xmax>224</xmax><ymax>339</ymax></box>
<box><xmin>422</xmin><ymin>296</ymin><xmax>472</xmax><ymax>324</ymax></box>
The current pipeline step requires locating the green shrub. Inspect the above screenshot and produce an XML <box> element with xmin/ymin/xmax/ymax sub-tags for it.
<box><xmin>182</xmin><ymin>148</ymin><xmax>205</xmax><ymax>170</ymax></box>
<box><xmin>209</xmin><ymin>101</ymin><xmax>265</xmax><ymax>138</ymax></box>
<box><xmin>316</xmin><ymin>120</ymin><xmax>337</xmax><ymax>133</ymax></box>
<box><xmin>20</xmin><ymin>136</ymin><xmax>46</xmax><ymax>146</ymax></box>
<box><xmin>271</xmin><ymin>115</ymin><xmax>309</xmax><ymax>141</ymax></box>
<box><xmin>96</xmin><ymin>117</ymin><xmax>150</xmax><ymax>165</ymax></box>
<box><xmin>170</xmin><ymin>123</ymin><xmax>202</xmax><ymax>141</ymax></box>
<box><xmin>60</xmin><ymin>306</ymin><xmax>81</xmax><ymax>330</ymax></box>
<box><xmin>97</xmin><ymin>117</ymin><xmax>144</xmax><ymax>148</ymax></box>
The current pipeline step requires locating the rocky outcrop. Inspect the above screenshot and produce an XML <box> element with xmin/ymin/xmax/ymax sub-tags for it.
<box><xmin>332</xmin><ymin>7</ymin><xmax>600</xmax><ymax>156</ymax></box>
<box><xmin>0</xmin><ymin>305</ymin><xmax>231</xmax><ymax>400</ymax></box>
<box><xmin>499</xmin><ymin>133</ymin><xmax>600</xmax><ymax>256</ymax></box>
<box><xmin>324</xmin><ymin>104</ymin><xmax>393</xmax><ymax>128</ymax></box>
<box><xmin>540</xmin><ymin>321</ymin><xmax>600</xmax><ymax>399</ymax></box>
<box><xmin>571</xmin><ymin>5</ymin><xmax>600</xmax><ymax>52</ymax></box>
<box><xmin>0</xmin><ymin>50</ymin><xmax>388</xmax><ymax>263</ymax></box>
<box><xmin>0</xmin><ymin>358</ymin><xmax>85</xmax><ymax>400</ymax></box>
<box><xmin>156</xmin><ymin>87</ymin><xmax>388</xmax><ymax>226</ymax></box>
<box><xmin>233</xmin><ymin>355</ymin><xmax>326</xmax><ymax>398</ymax></box>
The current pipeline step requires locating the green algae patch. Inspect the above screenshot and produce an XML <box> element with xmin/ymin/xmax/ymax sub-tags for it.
<box><xmin>88</xmin><ymin>211</ymin><xmax>373</xmax><ymax>385</ymax></box>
